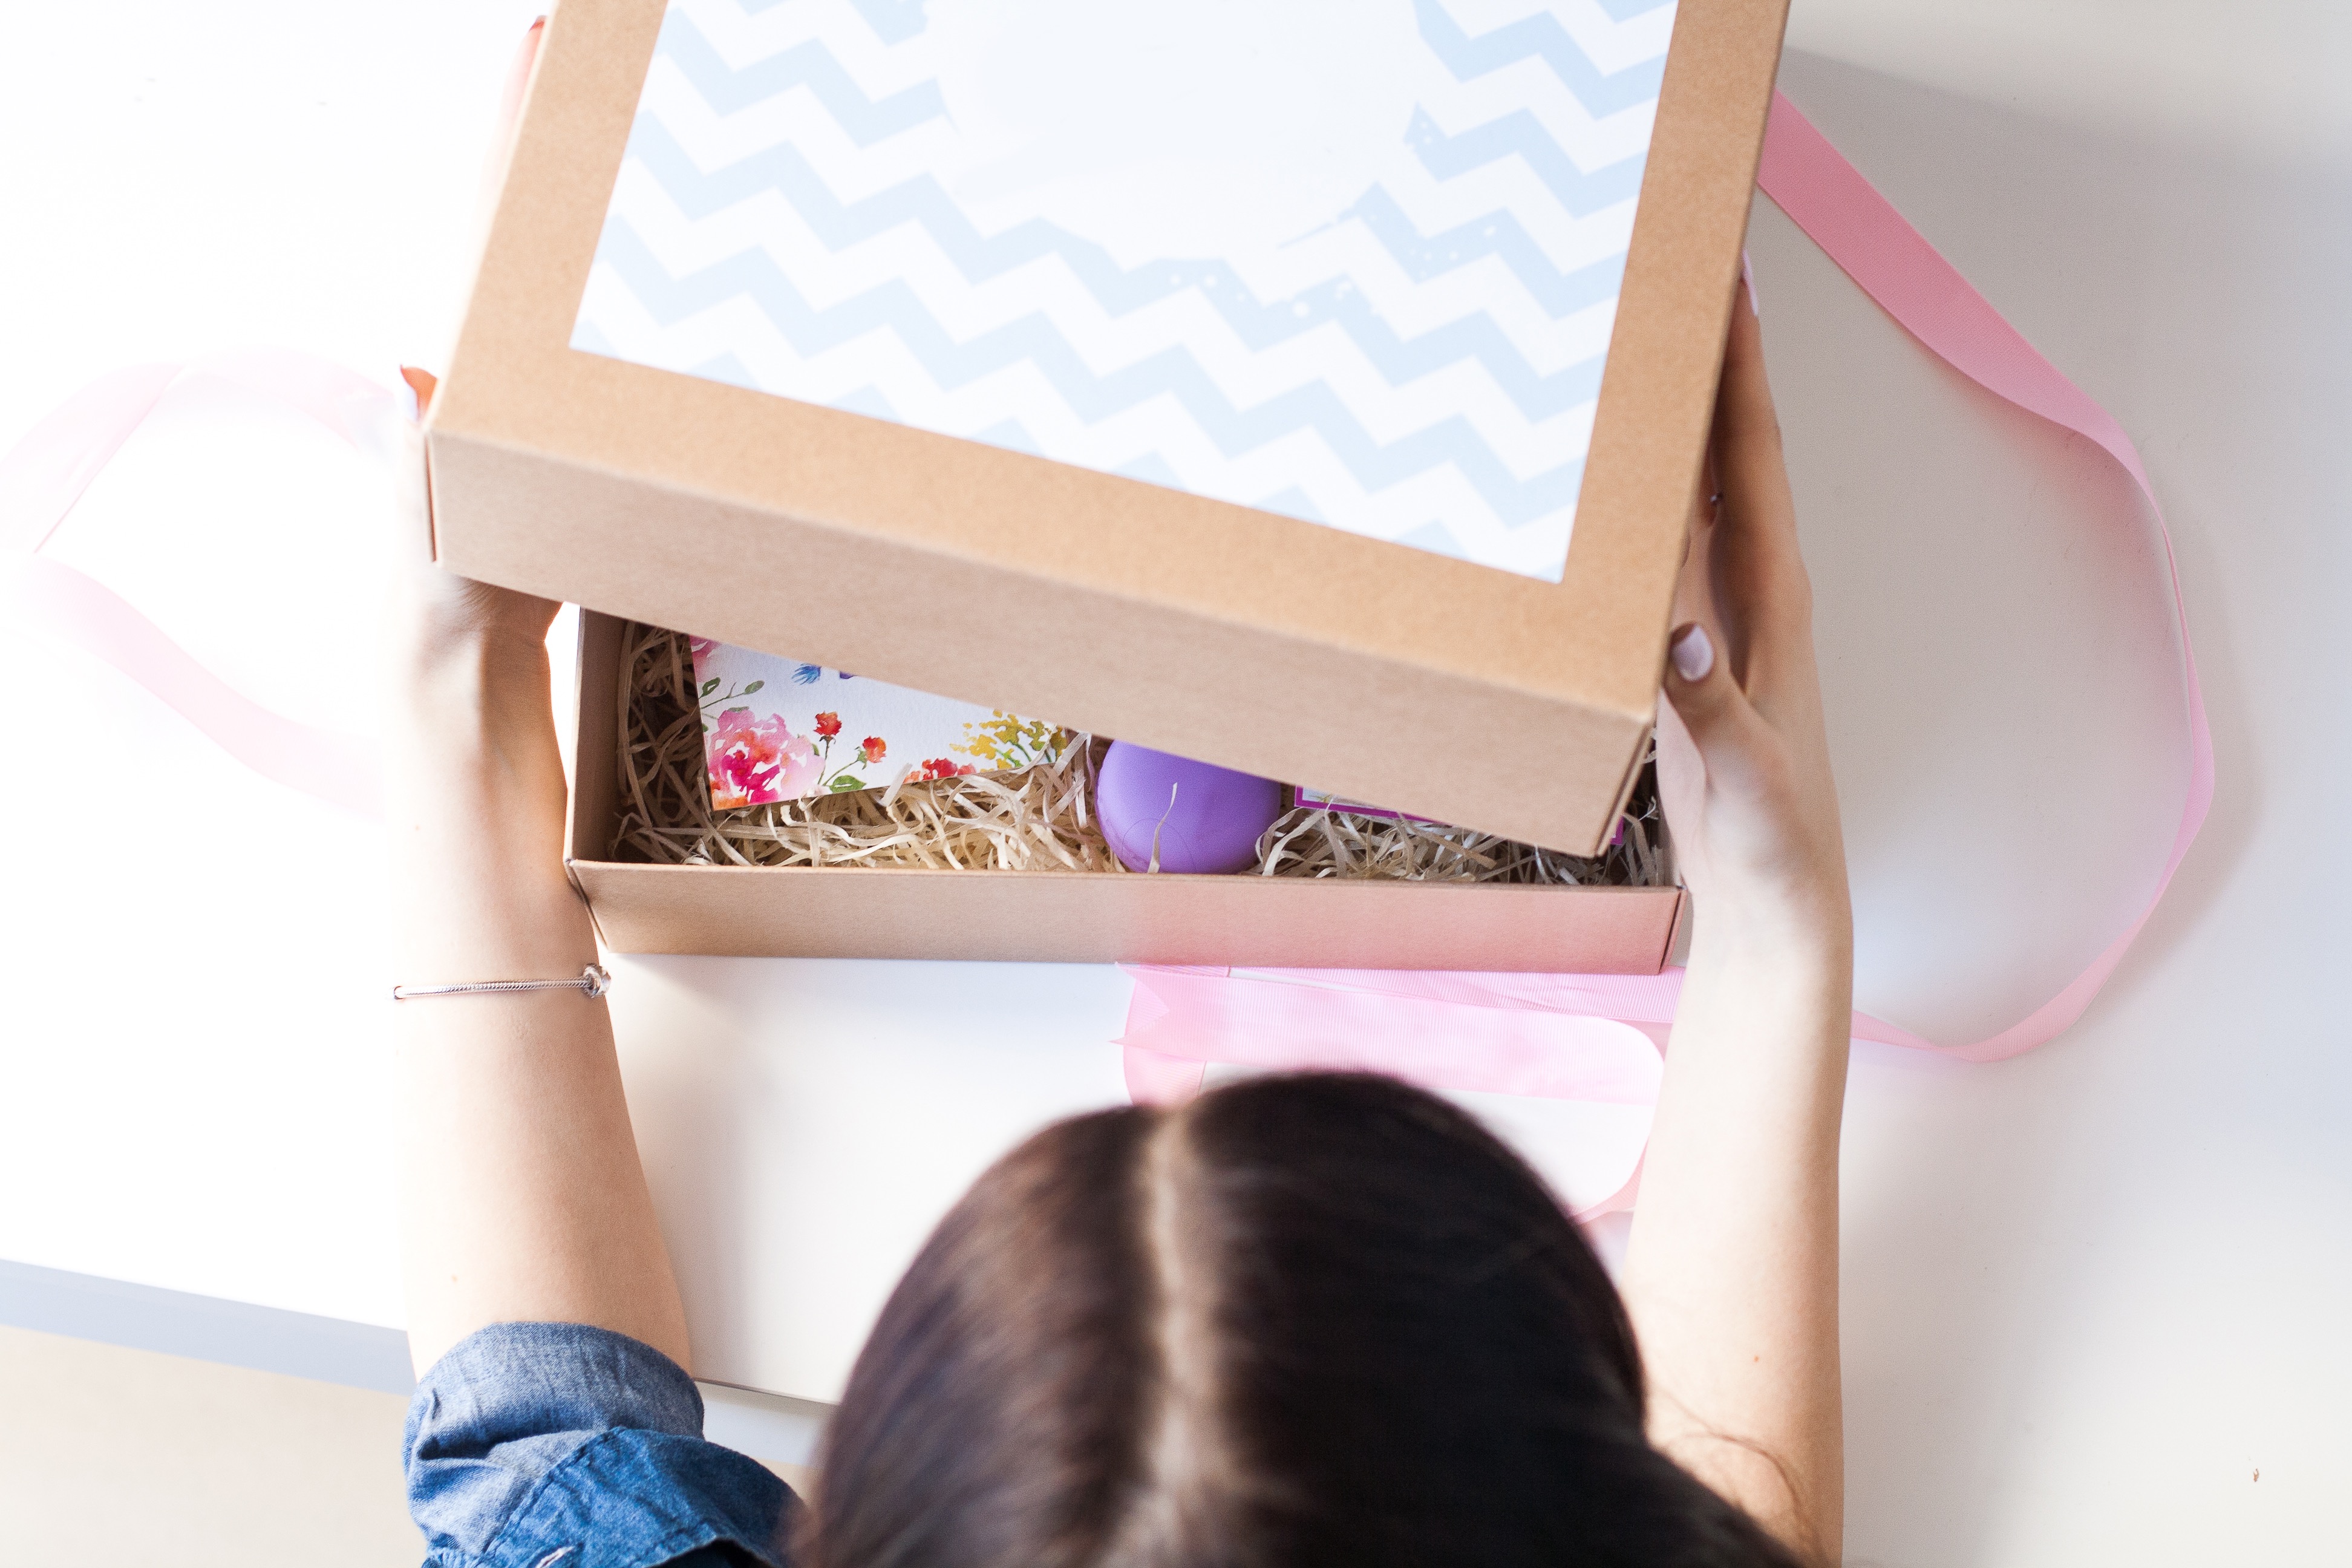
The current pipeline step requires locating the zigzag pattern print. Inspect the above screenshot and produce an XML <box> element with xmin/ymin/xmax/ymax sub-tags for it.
<box><xmin>574</xmin><ymin>0</ymin><xmax>1677</xmax><ymax>581</ymax></box>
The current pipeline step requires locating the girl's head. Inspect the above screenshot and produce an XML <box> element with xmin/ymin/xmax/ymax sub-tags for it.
<box><xmin>805</xmin><ymin>1072</ymin><xmax>1798</xmax><ymax>1568</ymax></box>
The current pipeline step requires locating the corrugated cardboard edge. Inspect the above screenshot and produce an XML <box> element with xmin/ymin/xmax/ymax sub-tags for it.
<box><xmin>441</xmin><ymin>0</ymin><xmax>1786</xmax><ymax>857</ymax></box>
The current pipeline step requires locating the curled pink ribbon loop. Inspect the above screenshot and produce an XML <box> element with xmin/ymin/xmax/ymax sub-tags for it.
<box><xmin>0</xmin><ymin>351</ymin><xmax>395</xmax><ymax>818</ymax></box>
<box><xmin>1753</xmin><ymin>92</ymin><xmax>2211</xmax><ymax>1063</ymax></box>
<box><xmin>1121</xmin><ymin>93</ymin><xmax>2215</xmax><ymax>1116</ymax></box>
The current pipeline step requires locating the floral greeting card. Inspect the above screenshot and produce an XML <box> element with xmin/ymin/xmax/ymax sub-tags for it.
<box><xmin>689</xmin><ymin>638</ymin><xmax>1068</xmax><ymax>809</ymax></box>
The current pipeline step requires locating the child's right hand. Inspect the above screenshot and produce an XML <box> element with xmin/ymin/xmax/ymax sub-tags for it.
<box><xmin>1655</xmin><ymin>278</ymin><xmax>1851</xmax><ymax>956</ymax></box>
<box><xmin>388</xmin><ymin>366</ymin><xmax>560</xmax><ymax>684</ymax></box>
<box><xmin>387</xmin><ymin>17</ymin><xmax>561</xmax><ymax>699</ymax></box>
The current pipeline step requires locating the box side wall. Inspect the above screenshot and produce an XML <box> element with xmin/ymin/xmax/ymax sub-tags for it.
<box><xmin>573</xmin><ymin>860</ymin><xmax>1683</xmax><ymax>973</ymax></box>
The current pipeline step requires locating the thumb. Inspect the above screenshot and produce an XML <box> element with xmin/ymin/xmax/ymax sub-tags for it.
<box><xmin>1662</xmin><ymin>621</ymin><xmax>1769</xmax><ymax>791</ymax></box>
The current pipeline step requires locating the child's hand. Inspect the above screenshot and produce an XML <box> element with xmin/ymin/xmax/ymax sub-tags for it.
<box><xmin>1655</xmin><ymin>278</ymin><xmax>1851</xmax><ymax>955</ymax></box>
<box><xmin>1631</xmin><ymin>281</ymin><xmax>1855</xmax><ymax>1560</ymax></box>
<box><xmin>388</xmin><ymin>366</ymin><xmax>560</xmax><ymax>681</ymax></box>
<box><xmin>386</xmin><ymin>16</ymin><xmax>558</xmax><ymax>689</ymax></box>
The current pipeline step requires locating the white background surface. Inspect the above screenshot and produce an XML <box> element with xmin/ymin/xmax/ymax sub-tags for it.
<box><xmin>2</xmin><ymin>4</ymin><xmax>2347</xmax><ymax>1563</ymax></box>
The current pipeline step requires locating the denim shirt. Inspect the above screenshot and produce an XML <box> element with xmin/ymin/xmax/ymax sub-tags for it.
<box><xmin>405</xmin><ymin>1322</ymin><xmax>800</xmax><ymax>1567</ymax></box>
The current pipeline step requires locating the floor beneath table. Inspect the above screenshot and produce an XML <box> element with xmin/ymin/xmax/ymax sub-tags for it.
<box><xmin>0</xmin><ymin>1325</ymin><xmax>809</xmax><ymax>1568</ymax></box>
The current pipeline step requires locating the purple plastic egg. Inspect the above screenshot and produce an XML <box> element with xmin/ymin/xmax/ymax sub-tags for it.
<box><xmin>1096</xmin><ymin>742</ymin><xmax>1285</xmax><ymax>875</ymax></box>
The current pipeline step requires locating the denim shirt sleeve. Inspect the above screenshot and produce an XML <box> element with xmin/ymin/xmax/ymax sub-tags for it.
<box><xmin>405</xmin><ymin>1322</ymin><xmax>800</xmax><ymax>1568</ymax></box>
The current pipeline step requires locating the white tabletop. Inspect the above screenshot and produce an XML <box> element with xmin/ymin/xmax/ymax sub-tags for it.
<box><xmin>4</xmin><ymin>3</ymin><xmax>2347</xmax><ymax>1562</ymax></box>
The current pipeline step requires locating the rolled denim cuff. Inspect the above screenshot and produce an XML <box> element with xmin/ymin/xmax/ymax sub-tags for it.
<box><xmin>406</xmin><ymin>1322</ymin><xmax>794</xmax><ymax>1567</ymax></box>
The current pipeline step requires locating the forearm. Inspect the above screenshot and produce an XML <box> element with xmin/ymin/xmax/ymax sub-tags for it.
<box><xmin>390</xmin><ymin>627</ymin><xmax>690</xmax><ymax>1374</ymax></box>
<box><xmin>1622</xmin><ymin>914</ymin><xmax>1851</xmax><ymax>1562</ymax></box>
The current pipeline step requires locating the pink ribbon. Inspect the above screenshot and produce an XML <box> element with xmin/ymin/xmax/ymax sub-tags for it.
<box><xmin>0</xmin><ymin>351</ymin><xmax>395</xmax><ymax>818</ymax></box>
<box><xmin>1125</xmin><ymin>967</ymin><xmax>1667</xmax><ymax>1102</ymax></box>
<box><xmin>1121</xmin><ymin>91</ymin><xmax>2215</xmax><ymax>1114</ymax></box>
<box><xmin>4</xmin><ymin>94</ymin><xmax>2210</xmax><ymax>1123</ymax></box>
<box><xmin>1123</xmin><ymin>966</ymin><xmax>1672</xmax><ymax>1217</ymax></box>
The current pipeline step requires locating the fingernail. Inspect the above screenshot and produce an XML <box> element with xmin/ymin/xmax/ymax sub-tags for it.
<box><xmin>1670</xmin><ymin>622</ymin><xmax>1714</xmax><ymax>682</ymax></box>
<box><xmin>1740</xmin><ymin>250</ymin><xmax>1760</xmax><ymax>316</ymax></box>
<box><xmin>398</xmin><ymin>365</ymin><xmax>437</xmax><ymax>422</ymax></box>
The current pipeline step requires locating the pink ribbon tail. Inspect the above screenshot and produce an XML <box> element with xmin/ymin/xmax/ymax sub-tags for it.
<box><xmin>1119</xmin><ymin>90</ymin><xmax>2217</xmax><ymax>1120</ymax></box>
<box><xmin>1</xmin><ymin>353</ymin><xmax>396</xmax><ymax>819</ymax></box>
<box><xmin>1756</xmin><ymin>90</ymin><xmax>2212</xmax><ymax>1063</ymax></box>
<box><xmin>1</xmin><ymin>365</ymin><xmax>184</xmax><ymax>554</ymax></box>
<box><xmin>5</xmin><ymin>555</ymin><xmax>384</xmax><ymax>818</ymax></box>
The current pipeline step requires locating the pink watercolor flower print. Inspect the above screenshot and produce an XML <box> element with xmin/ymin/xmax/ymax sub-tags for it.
<box><xmin>773</xmin><ymin>733</ymin><xmax>820</xmax><ymax>798</ymax></box>
<box><xmin>706</xmin><ymin>706</ymin><xmax>818</xmax><ymax>809</ymax></box>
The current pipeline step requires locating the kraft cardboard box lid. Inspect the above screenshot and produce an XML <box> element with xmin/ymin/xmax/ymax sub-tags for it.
<box><xmin>427</xmin><ymin>0</ymin><xmax>1788</xmax><ymax>855</ymax></box>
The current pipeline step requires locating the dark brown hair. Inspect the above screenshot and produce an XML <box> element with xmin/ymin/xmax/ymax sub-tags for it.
<box><xmin>805</xmin><ymin>1073</ymin><xmax>1801</xmax><ymax>1568</ymax></box>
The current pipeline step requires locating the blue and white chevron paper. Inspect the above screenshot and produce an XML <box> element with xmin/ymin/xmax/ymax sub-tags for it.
<box><xmin>573</xmin><ymin>0</ymin><xmax>1676</xmax><ymax>583</ymax></box>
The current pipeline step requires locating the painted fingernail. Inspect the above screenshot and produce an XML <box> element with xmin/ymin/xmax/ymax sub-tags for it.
<box><xmin>1670</xmin><ymin>622</ymin><xmax>1714</xmax><ymax>682</ymax></box>
<box><xmin>399</xmin><ymin>365</ymin><xmax>440</xmax><ymax>422</ymax></box>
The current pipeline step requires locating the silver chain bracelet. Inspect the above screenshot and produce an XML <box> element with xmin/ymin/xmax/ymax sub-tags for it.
<box><xmin>392</xmin><ymin>964</ymin><xmax>613</xmax><ymax>1002</ymax></box>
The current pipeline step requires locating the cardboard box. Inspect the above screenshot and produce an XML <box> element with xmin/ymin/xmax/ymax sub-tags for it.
<box><xmin>429</xmin><ymin>0</ymin><xmax>1789</xmax><ymax>858</ymax></box>
<box><xmin>565</xmin><ymin>611</ymin><xmax>1690</xmax><ymax>969</ymax></box>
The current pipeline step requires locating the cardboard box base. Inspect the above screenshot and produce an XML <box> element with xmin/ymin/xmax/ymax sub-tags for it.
<box><xmin>566</xmin><ymin>614</ymin><xmax>1687</xmax><ymax>972</ymax></box>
